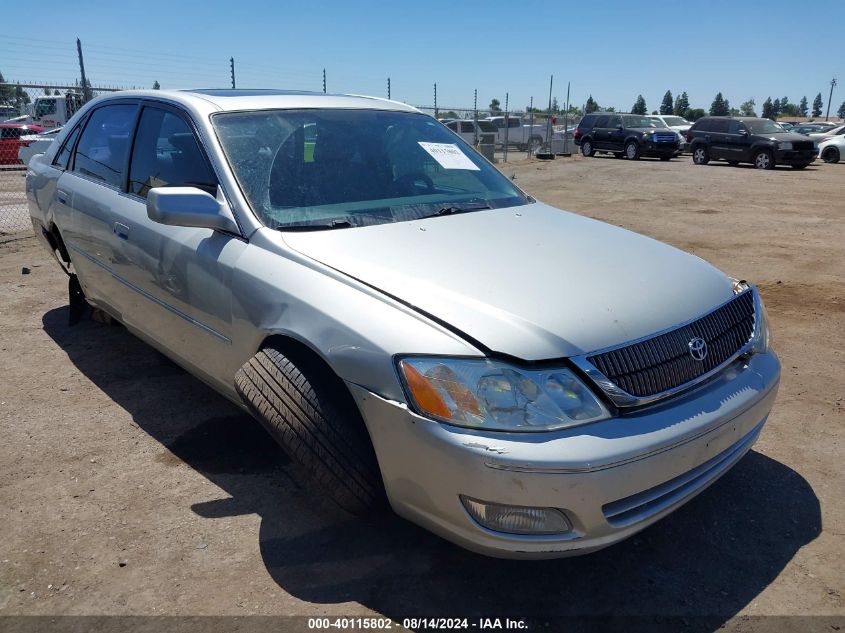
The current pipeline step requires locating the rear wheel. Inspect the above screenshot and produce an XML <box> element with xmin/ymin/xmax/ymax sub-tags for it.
<box><xmin>235</xmin><ymin>344</ymin><xmax>385</xmax><ymax>515</ymax></box>
<box><xmin>581</xmin><ymin>139</ymin><xmax>595</xmax><ymax>157</ymax></box>
<box><xmin>753</xmin><ymin>149</ymin><xmax>774</xmax><ymax>170</ymax></box>
<box><xmin>625</xmin><ymin>141</ymin><xmax>641</xmax><ymax>160</ymax></box>
<box><xmin>692</xmin><ymin>145</ymin><xmax>709</xmax><ymax>165</ymax></box>
<box><xmin>822</xmin><ymin>147</ymin><xmax>840</xmax><ymax>163</ymax></box>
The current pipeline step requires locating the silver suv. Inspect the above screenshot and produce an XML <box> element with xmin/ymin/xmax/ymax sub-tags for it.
<box><xmin>27</xmin><ymin>90</ymin><xmax>780</xmax><ymax>558</ymax></box>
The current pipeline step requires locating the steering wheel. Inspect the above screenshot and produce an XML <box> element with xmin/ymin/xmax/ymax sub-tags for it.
<box><xmin>392</xmin><ymin>172</ymin><xmax>435</xmax><ymax>195</ymax></box>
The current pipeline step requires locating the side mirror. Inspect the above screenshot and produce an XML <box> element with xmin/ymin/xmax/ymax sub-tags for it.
<box><xmin>147</xmin><ymin>187</ymin><xmax>239</xmax><ymax>234</ymax></box>
<box><xmin>739</xmin><ymin>129</ymin><xmax>748</xmax><ymax>136</ymax></box>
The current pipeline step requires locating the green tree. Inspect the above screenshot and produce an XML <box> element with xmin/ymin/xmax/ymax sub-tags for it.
<box><xmin>761</xmin><ymin>97</ymin><xmax>774</xmax><ymax>119</ymax></box>
<box><xmin>551</xmin><ymin>97</ymin><xmax>559</xmax><ymax>114</ymax></box>
<box><xmin>685</xmin><ymin>108</ymin><xmax>706</xmax><ymax>121</ymax></box>
<box><xmin>781</xmin><ymin>96</ymin><xmax>789</xmax><ymax>111</ymax></box>
<box><xmin>584</xmin><ymin>95</ymin><xmax>599</xmax><ymax>113</ymax></box>
<box><xmin>489</xmin><ymin>98</ymin><xmax>501</xmax><ymax>114</ymax></box>
<box><xmin>673</xmin><ymin>91</ymin><xmax>689</xmax><ymax>117</ymax></box>
<box><xmin>739</xmin><ymin>98</ymin><xmax>756</xmax><ymax>117</ymax></box>
<box><xmin>772</xmin><ymin>98</ymin><xmax>781</xmax><ymax>117</ymax></box>
<box><xmin>799</xmin><ymin>96</ymin><xmax>809</xmax><ymax>117</ymax></box>
<box><xmin>152</xmin><ymin>80</ymin><xmax>161</xmax><ymax>90</ymax></box>
<box><xmin>838</xmin><ymin>101</ymin><xmax>845</xmax><ymax>119</ymax></box>
<box><xmin>812</xmin><ymin>93</ymin><xmax>823</xmax><ymax>117</ymax></box>
<box><xmin>781</xmin><ymin>103</ymin><xmax>799</xmax><ymax>117</ymax></box>
<box><xmin>438</xmin><ymin>111</ymin><xmax>458</xmax><ymax>119</ymax></box>
<box><xmin>709</xmin><ymin>92</ymin><xmax>730</xmax><ymax>116</ymax></box>
<box><xmin>631</xmin><ymin>94</ymin><xmax>647</xmax><ymax>115</ymax></box>
<box><xmin>660</xmin><ymin>90</ymin><xmax>673</xmax><ymax>115</ymax></box>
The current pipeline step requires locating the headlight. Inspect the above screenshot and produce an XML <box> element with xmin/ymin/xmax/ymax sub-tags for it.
<box><xmin>753</xmin><ymin>297</ymin><xmax>772</xmax><ymax>353</ymax></box>
<box><xmin>398</xmin><ymin>357</ymin><xmax>610</xmax><ymax>431</ymax></box>
<box><xmin>642</xmin><ymin>132</ymin><xmax>652</xmax><ymax>139</ymax></box>
<box><xmin>778</xmin><ymin>141</ymin><xmax>793</xmax><ymax>150</ymax></box>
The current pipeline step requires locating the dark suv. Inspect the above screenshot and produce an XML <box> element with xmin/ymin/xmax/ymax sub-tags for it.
<box><xmin>687</xmin><ymin>116</ymin><xmax>816</xmax><ymax>170</ymax></box>
<box><xmin>574</xmin><ymin>112</ymin><xmax>680</xmax><ymax>160</ymax></box>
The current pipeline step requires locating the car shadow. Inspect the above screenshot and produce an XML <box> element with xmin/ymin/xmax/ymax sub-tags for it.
<box><xmin>42</xmin><ymin>307</ymin><xmax>821</xmax><ymax>631</ymax></box>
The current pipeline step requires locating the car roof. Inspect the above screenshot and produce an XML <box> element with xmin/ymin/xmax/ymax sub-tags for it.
<box><xmin>84</xmin><ymin>89</ymin><xmax>421</xmax><ymax>115</ymax></box>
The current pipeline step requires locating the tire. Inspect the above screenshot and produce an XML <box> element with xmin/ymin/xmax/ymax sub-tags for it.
<box><xmin>822</xmin><ymin>147</ymin><xmax>840</xmax><ymax>163</ymax></box>
<box><xmin>753</xmin><ymin>149</ymin><xmax>774</xmax><ymax>170</ymax></box>
<box><xmin>625</xmin><ymin>141</ymin><xmax>641</xmax><ymax>160</ymax></box>
<box><xmin>692</xmin><ymin>145</ymin><xmax>709</xmax><ymax>165</ymax></box>
<box><xmin>581</xmin><ymin>139</ymin><xmax>595</xmax><ymax>157</ymax></box>
<box><xmin>235</xmin><ymin>345</ymin><xmax>384</xmax><ymax>515</ymax></box>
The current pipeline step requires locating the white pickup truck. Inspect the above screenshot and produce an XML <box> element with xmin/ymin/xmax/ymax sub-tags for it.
<box><xmin>485</xmin><ymin>115</ymin><xmax>562</xmax><ymax>151</ymax></box>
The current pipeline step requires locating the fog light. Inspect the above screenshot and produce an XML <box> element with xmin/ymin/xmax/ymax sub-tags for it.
<box><xmin>460</xmin><ymin>496</ymin><xmax>571</xmax><ymax>535</ymax></box>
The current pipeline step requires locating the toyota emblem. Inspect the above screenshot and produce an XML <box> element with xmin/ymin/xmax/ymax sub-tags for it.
<box><xmin>688</xmin><ymin>337</ymin><xmax>708</xmax><ymax>361</ymax></box>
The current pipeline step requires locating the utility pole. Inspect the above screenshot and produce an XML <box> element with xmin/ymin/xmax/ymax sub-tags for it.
<box><xmin>76</xmin><ymin>38</ymin><xmax>92</xmax><ymax>103</ymax></box>
<box><xmin>230</xmin><ymin>57</ymin><xmax>236</xmax><ymax>89</ymax></box>
<box><xmin>434</xmin><ymin>83</ymin><xmax>438</xmax><ymax>118</ymax></box>
<box><xmin>387</xmin><ymin>77</ymin><xmax>391</xmax><ymax>100</ymax></box>
<box><xmin>826</xmin><ymin>77</ymin><xmax>837</xmax><ymax>121</ymax></box>
<box><xmin>527</xmin><ymin>96</ymin><xmax>534</xmax><ymax>158</ymax></box>
<box><xmin>503</xmin><ymin>92</ymin><xmax>509</xmax><ymax>163</ymax></box>
<box><xmin>323</xmin><ymin>68</ymin><xmax>327</xmax><ymax>94</ymax></box>
<box><xmin>546</xmin><ymin>74</ymin><xmax>554</xmax><ymax>148</ymax></box>
<box><xmin>473</xmin><ymin>89</ymin><xmax>478</xmax><ymax>145</ymax></box>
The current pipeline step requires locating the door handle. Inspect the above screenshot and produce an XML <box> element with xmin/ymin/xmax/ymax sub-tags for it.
<box><xmin>56</xmin><ymin>189</ymin><xmax>69</xmax><ymax>205</ymax></box>
<box><xmin>113</xmin><ymin>222</ymin><xmax>130</xmax><ymax>241</ymax></box>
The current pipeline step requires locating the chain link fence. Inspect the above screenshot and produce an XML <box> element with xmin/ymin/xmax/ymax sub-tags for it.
<box><xmin>1</xmin><ymin>83</ymin><xmax>122</xmax><ymax>235</ymax></box>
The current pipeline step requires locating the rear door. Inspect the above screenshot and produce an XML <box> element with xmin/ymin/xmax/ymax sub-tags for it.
<box><xmin>109</xmin><ymin>102</ymin><xmax>246</xmax><ymax>378</ymax></box>
<box><xmin>59</xmin><ymin>102</ymin><xmax>139</xmax><ymax>314</ymax></box>
<box><xmin>605</xmin><ymin>115</ymin><xmax>624</xmax><ymax>151</ymax></box>
<box><xmin>591</xmin><ymin>115</ymin><xmax>610</xmax><ymax>149</ymax></box>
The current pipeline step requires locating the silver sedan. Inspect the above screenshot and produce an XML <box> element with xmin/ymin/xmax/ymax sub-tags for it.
<box><xmin>26</xmin><ymin>90</ymin><xmax>780</xmax><ymax>558</ymax></box>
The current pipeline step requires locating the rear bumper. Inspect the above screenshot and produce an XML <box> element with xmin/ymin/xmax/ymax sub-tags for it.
<box><xmin>350</xmin><ymin>351</ymin><xmax>780</xmax><ymax>559</ymax></box>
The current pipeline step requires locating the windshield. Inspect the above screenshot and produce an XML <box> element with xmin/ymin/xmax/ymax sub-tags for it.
<box><xmin>661</xmin><ymin>116</ymin><xmax>688</xmax><ymax>126</ymax></box>
<box><xmin>213</xmin><ymin>109</ymin><xmax>528</xmax><ymax>230</ymax></box>
<box><xmin>623</xmin><ymin>115</ymin><xmax>658</xmax><ymax>128</ymax></box>
<box><xmin>745</xmin><ymin>119</ymin><xmax>787</xmax><ymax>134</ymax></box>
<box><xmin>34</xmin><ymin>99</ymin><xmax>57</xmax><ymax>118</ymax></box>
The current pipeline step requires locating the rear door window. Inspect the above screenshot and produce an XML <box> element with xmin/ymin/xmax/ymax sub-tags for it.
<box><xmin>709</xmin><ymin>119</ymin><xmax>730</xmax><ymax>133</ymax></box>
<box><xmin>593</xmin><ymin>115</ymin><xmax>610</xmax><ymax>128</ymax></box>
<box><xmin>128</xmin><ymin>106</ymin><xmax>217</xmax><ymax>198</ymax></box>
<box><xmin>609</xmin><ymin>115</ymin><xmax>622</xmax><ymax>128</ymax></box>
<box><xmin>72</xmin><ymin>104</ymin><xmax>137</xmax><ymax>188</ymax></box>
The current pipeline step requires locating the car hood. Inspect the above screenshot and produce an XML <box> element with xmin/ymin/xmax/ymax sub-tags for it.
<box><xmin>282</xmin><ymin>203</ymin><xmax>734</xmax><ymax>360</ymax></box>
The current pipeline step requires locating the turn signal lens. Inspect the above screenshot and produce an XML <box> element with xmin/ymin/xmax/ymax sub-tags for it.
<box><xmin>461</xmin><ymin>496</ymin><xmax>571</xmax><ymax>535</ymax></box>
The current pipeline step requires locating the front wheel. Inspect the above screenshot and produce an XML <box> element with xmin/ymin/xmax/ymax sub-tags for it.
<box><xmin>822</xmin><ymin>147</ymin><xmax>840</xmax><ymax>163</ymax></box>
<box><xmin>235</xmin><ymin>346</ymin><xmax>385</xmax><ymax>515</ymax></box>
<box><xmin>581</xmin><ymin>139</ymin><xmax>595</xmax><ymax>157</ymax></box>
<box><xmin>692</xmin><ymin>145</ymin><xmax>709</xmax><ymax>165</ymax></box>
<box><xmin>753</xmin><ymin>149</ymin><xmax>775</xmax><ymax>170</ymax></box>
<box><xmin>625</xmin><ymin>141</ymin><xmax>641</xmax><ymax>160</ymax></box>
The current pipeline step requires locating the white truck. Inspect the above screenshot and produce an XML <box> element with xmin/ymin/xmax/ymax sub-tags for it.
<box><xmin>27</xmin><ymin>93</ymin><xmax>85</xmax><ymax>129</ymax></box>
<box><xmin>484</xmin><ymin>115</ymin><xmax>564</xmax><ymax>151</ymax></box>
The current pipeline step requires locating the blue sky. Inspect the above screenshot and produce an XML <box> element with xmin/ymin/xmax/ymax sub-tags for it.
<box><xmin>2</xmin><ymin>0</ymin><xmax>843</xmax><ymax>115</ymax></box>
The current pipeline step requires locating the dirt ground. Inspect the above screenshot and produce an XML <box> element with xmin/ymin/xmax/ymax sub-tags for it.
<box><xmin>0</xmin><ymin>154</ymin><xmax>843</xmax><ymax>630</ymax></box>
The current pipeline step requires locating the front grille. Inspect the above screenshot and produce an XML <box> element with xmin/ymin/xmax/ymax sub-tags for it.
<box><xmin>653</xmin><ymin>133</ymin><xmax>678</xmax><ymax>143</ymax></box>
<box><xmin>792</xmin><ymin>141</ymin><xmax>814</xmax><ymax>151</ymax></box>
<box><xmin>586</xmin><ymin>290</ymin><xmax>755</xmax><ymax>399</ymax></box>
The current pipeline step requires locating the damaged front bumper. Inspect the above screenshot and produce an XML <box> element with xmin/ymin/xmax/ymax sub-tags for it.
<box><xmin>348</xmin><ymin>351</ymin><xmax>780</xmax><ymax>559</ymax></box>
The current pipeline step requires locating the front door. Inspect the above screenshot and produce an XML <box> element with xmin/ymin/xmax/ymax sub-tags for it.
<box><xmin>107</xmin><ymin>104</ymin><xmax>246</xmax><ymax>385</ymax></box>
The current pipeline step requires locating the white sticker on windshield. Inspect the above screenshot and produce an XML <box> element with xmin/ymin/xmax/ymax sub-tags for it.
<box><xmin>418</xmin><ymin>142</ymin><xmax>480</xmax><ymax>170</ymax></box>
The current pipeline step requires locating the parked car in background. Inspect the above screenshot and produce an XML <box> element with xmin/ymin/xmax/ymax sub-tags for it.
<box><xmin>819</xmin><ymin>135</ymin><xmax>844</xmax><ymax>163</ymax></box>
<box><xmin>17</xmin><ymin>126</ymin><xmax>63</xmax><ymax>166</ymax></box>
<box><xmin>0</xmin><ymin>105</ymin><xmax>20</xmax><ymax>121</ymax></box>
<box><xmin>778</xmin><ymin>122</ymin><xmax>795</xmax><ymax>131</ymax></box>
<box><xmin>27</xmin><ymin>89</ymin><xmax>779</xmax><ymax>558</ymax></box>
<box><xmin>443</xmin><ymin>119</ymin><xmax>496</xmax><ymax>145</ymax></box>
<box><xmin>792</xmin><ymin>123</ymin><xmax>833</xmax><ymax>135</ymax></box>
<box><xmin>688</xmin><ymin>116</ymin><xmax>816</xmax><ymax>170</ymax></box>
<box><xmin>807</xmin><ymin>124</ymin><xmax>845</xmax><ymax>141</ymax></box>
<box><xmin>485</xmin><ymin>115</ymin><xmax>559</xmax><ymax>152</ymax></box>
<box><xmin>649</xmin><ymin>114</ymin><xmax>692</xmax><ymax>149</ymax></box>
<box><xmin>0</xmin><ymin>123</ymin><xmax>44</xmax><ymax>164</ymax></box>
<box><xmin>575</xmin><ymin>112</ymin><xmax>680</xmax><ymax>160</ymax></box>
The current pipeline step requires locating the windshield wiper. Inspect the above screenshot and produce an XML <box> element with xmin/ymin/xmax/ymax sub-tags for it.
<box><xmin>277</xmin><ymin>219</ymin><xmax>353</xmax><ymax>232</ymax></box>
<box><xmin>429</xmin><ymin>202</ymin><xmax>492</xmax><ymax>218</ymax></box>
